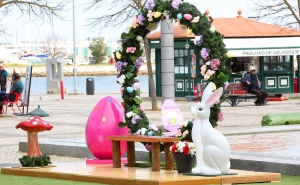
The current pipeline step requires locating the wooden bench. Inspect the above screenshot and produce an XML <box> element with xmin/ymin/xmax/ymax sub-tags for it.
<box><xmin>107</xmin><ymin>135</ymin><xmax>178</xmax><ymax>172</ymax></box>
<box><xmin>225</xmin><ymin>83</ymin><xmax>283</xmax><ymax>107</ymax></box>
<box><xmin>192</xmin><ymin>83</ymin><xmax>283</xmax><ymax>107</ymax></box>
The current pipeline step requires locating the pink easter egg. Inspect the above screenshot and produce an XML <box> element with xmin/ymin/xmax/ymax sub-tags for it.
<box><xmin>183</xmin><ymin>14</ymin><xmax>192</xmax><ymax>21</ymax></box>
<box><xmin>161</xmin><ymin>99</ymin><xmax>183</xmax><ymax>132</ymax></box>
<box><xmin>85</xmin><ymin>96</ymin><xmax>128</xmax><ymax>159</ymax></box>
<box><xmin>140</xmin><ymin>104</ymin><xmax>145</xmax><ymax>112</ymax></box>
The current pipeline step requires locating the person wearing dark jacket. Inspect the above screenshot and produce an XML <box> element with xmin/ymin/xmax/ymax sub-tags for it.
<box><xmin>240</xmin><ymin>66</ymin><xmax>268</xmax><ymax>106</ymax></box>
<box><xmin>0</xmin><ymin>63</ymin><xmax>8</xmax><ymax>92</ymax></box>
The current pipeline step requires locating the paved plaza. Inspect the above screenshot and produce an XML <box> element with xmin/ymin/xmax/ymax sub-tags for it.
<box><xmin>1</xmin><ymin>92</ymin><xmax>300</xmax><ymax>174</ymax></box>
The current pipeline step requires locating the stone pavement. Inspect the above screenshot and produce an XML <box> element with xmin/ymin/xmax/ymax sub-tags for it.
<box><xmin>1</xmin><ymin>92</ymin><xmax>300</xmax><ymax>175</ymax></box>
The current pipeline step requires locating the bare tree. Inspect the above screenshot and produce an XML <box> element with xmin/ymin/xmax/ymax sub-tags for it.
<box><xmin>0</xmin><ymin>0</ymin><xmax>70</xmax><ymax>35</ymax></box>
<box><xmin>84</xmin><ymin>0</ymin><xmax>159</xmax><ymax>111</ymax></box>
<box><xmin>45</xmin><ymin>34</ymin><xmax>66</xmax><ymax>58</ymax></box>
<box><xmin>249</xmin><ymin>0</ymin><xmax>300</xmax><ymax>28</ymax></box>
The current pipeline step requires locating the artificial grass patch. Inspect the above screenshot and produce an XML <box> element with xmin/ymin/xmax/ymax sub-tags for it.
<box><xmin>0</xmin><ymin>169</ymin><xmax>107</xmax><ymax>185</ymax></box>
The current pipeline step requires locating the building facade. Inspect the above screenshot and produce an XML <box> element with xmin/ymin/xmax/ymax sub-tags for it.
<box><xmin>148</xmin><ymin>11</ymin><xmax>300</xmax><ymax>97</ymax></box>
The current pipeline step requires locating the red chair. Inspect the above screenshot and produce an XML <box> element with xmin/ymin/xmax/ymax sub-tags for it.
<box><xmin>2</xmin><ymin>93</ymin><xmax>22</xmax><ymax>114</ymax></box>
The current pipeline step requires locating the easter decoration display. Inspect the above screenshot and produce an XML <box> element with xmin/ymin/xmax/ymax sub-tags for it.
<box><xmin>161</xmin><ymin>99</ymin><xmax>183</xmax><ymax>132</ymax></box>
<box><xmin>190</xmin><ymin>82</ymin><xmax>232</xmax><ymax>175</ymax></box>
<box><xmin>114</xmin><ymin>0</ymin><xmax>229</xmax><ymax>137</ymax></box>
<box><xmin>85</xmin><ymin>96</ymin><xmax>129</xmax><ymax>164</ymax></box>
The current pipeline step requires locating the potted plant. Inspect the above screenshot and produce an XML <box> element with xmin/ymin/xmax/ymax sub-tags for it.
<box><xmin>170</xmin><ymin>140</ymin><xmax>196</xmax><ymax>173</ymax></box>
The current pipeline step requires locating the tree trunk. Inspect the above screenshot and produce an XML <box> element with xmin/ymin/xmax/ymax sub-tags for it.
<box><xmin>27</xmin><ymin>132</ymin><xmax>42</xmax><ymax>157</ymax></box>
<box><xmin>144</xmin><ymin>38</ymin><xmax>159</xmax><ymax>111</ymax></box>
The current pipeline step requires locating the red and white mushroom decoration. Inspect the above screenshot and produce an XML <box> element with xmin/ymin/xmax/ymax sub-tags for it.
<box><xmin>16</xmin><ymin>116</ymin><xmax>53</xmax><ymax>157</ymax></box>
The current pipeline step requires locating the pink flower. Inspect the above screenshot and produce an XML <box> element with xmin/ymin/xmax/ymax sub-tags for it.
<box><xmin>206</xmin><ymin>69</ymin><xmax>215</xmax><ymax>76</ymax></box>
<box><xmin>175</xmin><ymin>129</ymin><xmax>182</xmax><ymax>137</ymax></box>
<box><xmin>126</xmin><ymin>46</ymin><xmax>137</xmax><ymax>53</ymax></box>
<box><xmin>210</xmin><ymin>59</ymin><xmax>220</xmax><ymax>70</ymax></box>
<box><xmin>204</xmin><ymin>74</ymin><xmax>211</xmax><ymax>80</ymax></box>
<box><xmin>132</xmin><ymin>17</ymin><xmax>139</xmax><ymax>28</ymax></box>
<box><xmin>147</xmin><ymin>10</ymin><xmax>155</xmax><ymax>21</ymax></box>
<box><xmin>120</xmin><ymin>87</ymin><xmax>124</xmax><ymax>94</ymax></box>
<box><xmin>204</xmin><ymin>69</ymin><xmax>215</xmax><ymax>80</ymax></box>
<box><xmin>217</xmin><ymin>112</ymin><xmax>224</xmax><ymax>122</ymax></box>
<box><xmin>145</xmin><ymin>143</ymin><xmax>152</xmax><ymax>151</ymax></box>
<box><xmin>182</xmin><ymin>130</ymin><xmax>189</xmax><ymax>138</ymax></box>
<box><xmin>200</xmin><ymin>65</ymin><xmax>207</xmax><ymax>76</ymax></box>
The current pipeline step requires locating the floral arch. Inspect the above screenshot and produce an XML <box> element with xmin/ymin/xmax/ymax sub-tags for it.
<box><xmin>114</xmin><ymin>0</ymin><xmax>229</xmax><ymax>135</ymax></box>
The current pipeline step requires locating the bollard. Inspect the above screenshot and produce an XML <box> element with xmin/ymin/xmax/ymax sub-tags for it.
<box><xmin>60</xmin><ymin>80</ymin><xmax>64</xmax><ymax>99</ymax></box>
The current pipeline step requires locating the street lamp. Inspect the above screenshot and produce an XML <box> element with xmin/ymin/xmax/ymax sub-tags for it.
<box><xmin>73</xmin><ymin>0</ymin><xmax>77</xmax><ymax>94</ymax></box>
<box><xmin>185</xmin><ymin>38</ymin><xmax>190</xmax><ymax>49</ymax></box>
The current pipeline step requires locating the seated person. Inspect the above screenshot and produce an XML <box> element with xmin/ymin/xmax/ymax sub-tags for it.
<box><xmin>0</xmin><ymin>73</ymin><xmax>24</xmax><ymax>114</ymax></box>
<box><xmin>240</xmin><ymin>66</ymin><xmax>268</xmax><ymax>106</ymax></box>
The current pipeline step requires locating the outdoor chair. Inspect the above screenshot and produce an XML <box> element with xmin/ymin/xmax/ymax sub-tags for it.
<box><xmin>2</xmin><ymin>93</ymin><xmax>22</xmax><ymax>114</ymax></box>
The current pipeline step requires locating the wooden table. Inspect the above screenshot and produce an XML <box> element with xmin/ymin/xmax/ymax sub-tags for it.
<box><xmin>107</xmin><ymin>135</ymin><xmax>178</xmax><ymax>172</ymax></box>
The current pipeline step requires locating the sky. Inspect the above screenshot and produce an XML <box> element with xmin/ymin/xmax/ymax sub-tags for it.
<box><xmin>2</xmin><ymin>0</ymin><xmax>252</xmax><ymax>44</ymax></box>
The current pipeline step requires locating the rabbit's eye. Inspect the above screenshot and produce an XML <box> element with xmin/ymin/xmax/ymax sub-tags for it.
<box><xmin>199</xmin><ymin>108</ymin><xmax>203</xmax><ymax>111</ymax></box>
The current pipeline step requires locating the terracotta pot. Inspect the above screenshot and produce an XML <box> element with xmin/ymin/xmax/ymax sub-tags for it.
<box><xmin>173</xmin><ymin>153</ymin><xmax>195</xmax><ymax>173</ymax></box>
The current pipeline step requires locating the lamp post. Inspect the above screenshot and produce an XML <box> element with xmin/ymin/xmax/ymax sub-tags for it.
<box><xmin>73</xmin><ymin>0</ymin><xmax>77</xmax><ymax>94</ymax></box>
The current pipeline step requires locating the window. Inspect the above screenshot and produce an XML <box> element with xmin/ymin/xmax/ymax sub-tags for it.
<box><xmin>263</xmin><ymin>56</ymin><xmax>291</xmax><ymax>71</ymax></box>
<box><xmin>174</xmin><ymin>49</ymin><xmax>194</xmax><ymax>74</ymax></box>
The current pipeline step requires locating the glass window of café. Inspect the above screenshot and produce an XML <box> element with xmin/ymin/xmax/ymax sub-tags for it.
<box><xmin>263</xmin><ymin>56</ymin><xmax>291</xmax><ymax>72</ymax></box>
<box><xmin>231</xmin><ymin>57</ymin><xmax>253</xmax><ymax>73</ymax></box>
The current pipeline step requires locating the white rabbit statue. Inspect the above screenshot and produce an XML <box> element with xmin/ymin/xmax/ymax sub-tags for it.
<box><xmin>191</xmin><ymin>82</ymin><xmax>230</xmax><ymax>175</ymax></box>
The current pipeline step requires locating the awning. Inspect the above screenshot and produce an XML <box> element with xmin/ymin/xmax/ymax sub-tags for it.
<box><xmin>224</xmin><ymin>37</ymin><xmax>300</xmax><ymax>57</ymax></box>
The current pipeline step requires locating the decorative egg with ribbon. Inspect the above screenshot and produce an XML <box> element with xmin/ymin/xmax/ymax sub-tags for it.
<box><xmin>183</xmin><ymin>14</ymin><xmax>192</xmax><ymax>20</ymax></box>
<box><xmin>177</xmin><ymin>13</ymin><xmax>183</xmax><ymax>20</ymax></box>
<box><xmin>187</xmin><ymin>28</ymin><xmax>193</xmax><ymax>35</ymax></box>
<box><xmin>136</xmin><ymin>35</ymin><xmax>143</xmax><ymax>42</ymax></box>
<box><xmin>126</xmin><ymin>87</ymin><xmax>134</xmax><ymax>93</ymax></box>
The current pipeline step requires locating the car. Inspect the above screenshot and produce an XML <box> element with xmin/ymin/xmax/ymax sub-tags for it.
<box><xmin>79</xmin><ymin>61</ymin><xmax>89</xmax><ymax>65</ymax></box>
<box><xmin>63</xmin><ymin>59</ymin><xmax>73</xmax><ymax>65</ymax></box>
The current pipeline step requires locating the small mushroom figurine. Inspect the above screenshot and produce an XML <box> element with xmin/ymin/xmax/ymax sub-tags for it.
<box><xmin>16</xmin><ymin>116</ymin><xmax>53</xmax><ymax>157</ymax></box>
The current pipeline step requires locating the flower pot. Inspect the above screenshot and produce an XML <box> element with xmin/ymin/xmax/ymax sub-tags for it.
<box><xmin>173</xmin><ymin>153</ymin><xmax>195</xmax><ymax>173</ymax></box>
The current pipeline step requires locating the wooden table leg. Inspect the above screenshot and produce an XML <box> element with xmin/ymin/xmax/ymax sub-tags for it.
<box><xmin>151</xmin><ymin>143</ymin><xmax>160</xmax><ymax>172</ymax></box>
<box><xmin>112</xmin><ymin>141</ymin><xmax>121</xmax><ymax>168</ymax></box>
<box><xmin>164</xmin><ymin>142</ymin><xmax>174</xmax><ymax>171</ymax></box>
<box><xmin>127</xmin><ymin>141</ymin><xmax>135</xmax><ymax>167</ymax></box>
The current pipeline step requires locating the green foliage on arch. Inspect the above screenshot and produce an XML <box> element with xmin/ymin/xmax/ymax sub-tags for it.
<box><xmin>114</xmin><ymin>0</ymin><xmax>230</xmax><ymax>135</ymax></box>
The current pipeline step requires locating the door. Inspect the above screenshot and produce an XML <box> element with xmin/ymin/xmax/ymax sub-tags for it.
<box><xmin>262</xmin><ymin>56</ymin><xmax>293</xmax><ymax>93</ymax></box>
<box><xmin>174</xmin><ymin>49</ymin><xmax>195</xmax><ymax>97</ymax></box>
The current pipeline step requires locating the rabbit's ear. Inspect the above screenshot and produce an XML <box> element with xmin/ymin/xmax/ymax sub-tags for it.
<box><xmin>202</xmin><ymin>82</ymin><xmax>213</xmax><ymax>102</ymax></box>
<box><xmin>205</xmin><ymin>87</ymin><xmax>223</xmax><ymax>107</ymax></box>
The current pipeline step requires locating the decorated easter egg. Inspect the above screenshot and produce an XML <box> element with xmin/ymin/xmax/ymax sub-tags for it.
<box><xmin>86</xmin><ymin>96</ymin><xmax>128</xmax><ymax>159</ymax></box>
<box><xmin>154</xmin><ymin>11</ymin><xmax>162</xmax><ymax>18</ymax></box>
<box><xmin>116</xmin><ymin>52</ymin><xmax>122</xmax><ymax>59</ymax></box>
<box><xmin>161</xmin><ymin>99</ymin><xmax>183</xmax><ymax>132</ymax></box>
<box><xmin>126</xmin><ymin>87</ymin><xmax>133</xmax><ymax>93</ymax></box>
<box><xmin>183</xmin><ymin>14</ymin><xmax>192</xmax><ymax>20</ymax></box>
<box><xmin>136</xmin><ymin>35</ymin><xmax>143</xmax><ymax>41</ymax></box>
<box><xmin>177</xmin><ymin>13</ymin><xmax>183</xmax><ymax>20</ymax></box>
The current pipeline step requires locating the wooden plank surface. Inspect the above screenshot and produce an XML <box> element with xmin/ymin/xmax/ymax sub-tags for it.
<box><xmin>1</xmin><ymin>162</ymin><xmax>281</xmax><ymax>185</ymax></box>
<box><xmin>107</xmin><ymin>135</ymin><xmax>178</xmax><ymax>143</ymax></box>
